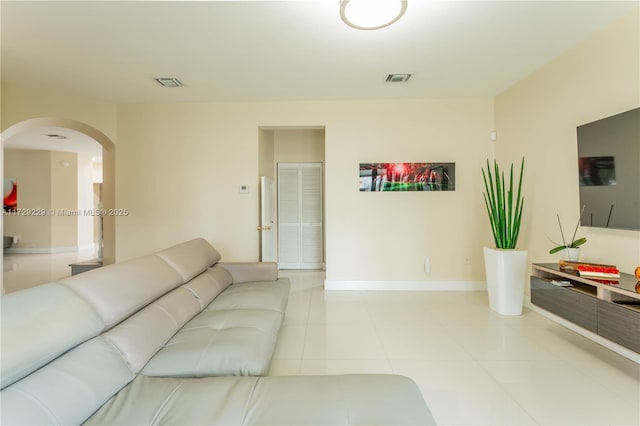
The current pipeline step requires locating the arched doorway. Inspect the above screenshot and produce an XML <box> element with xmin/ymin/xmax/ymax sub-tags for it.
<box><xmin>1</xmin><ymin>118</ymin><xmax>116</xmax><ymax>293</ymax></box>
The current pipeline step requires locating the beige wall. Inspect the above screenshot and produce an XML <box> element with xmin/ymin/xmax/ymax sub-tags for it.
<box><xmin>3</xmin><ymin>150</ymin><xmax>52</xmax><ymax>248</ymax></box>
<box><xmin>495</xmin><ymin>9</ymin><xmax>640</xmax><ymax>273</ymax></box>
<box><xmin>0</xmin><ymin>81</ymin><xmax>117</xmax><ymax>265</ymax></box>
<box><xmin>3</xmin><ymin>150</ymin><xmax>83</xmax><ymax>250</ymax></box>
<box><xmin>77</xmin><ymin>153</ymin><xmax>95</xmax><ymax>248</ymax></box>
<box><xmin>259</xmin><ymin>127</ymin><xmax>325</xmax><ymax>178</ymax></box>
<box><xmin>116</xmin><ymin>99</ymin><xmax>494</xmax><ymax>284</ymax></box>
<box><xmin>324</xmin><ymin>100</ymin><xmax>494</xmax><ymax>281</ymax></box>
<box><xmin>1</xmin><ymin>81</ymin><xmax>117</xmax><ymax>140</ymax></box>
<box><xmin>116</xmin><ymin>102</ymin><xmax>265</xmax><ymax>261</ymax></box>
<box><xmin>258</xmin><ymin>129</ymin><xmax>275</xmax><ymax>180</ymax></box>
<box><xmin>2</xmin><ymin>8</ymin><xmax>636</xmax><ymax>284</ymax></box>
<box><xmin>274</xmin><ymin>129</ymin><xmax>325</xmax><ymax>164</ymax></box>
<box><xmin>50</xmin><ymin>151</ymin><xmax>78</xmax><ymax>249</ymax></box>
<box><xmin>93</xmin><ymin>183</ymin><xmax>102</xmax><ymax>243</ymax></box>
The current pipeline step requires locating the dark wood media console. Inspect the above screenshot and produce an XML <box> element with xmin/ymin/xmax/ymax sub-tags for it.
<box><xmin>531</xmin><ymin>263</ymin><xmax>640</xmax><ymax>354</ymax></box>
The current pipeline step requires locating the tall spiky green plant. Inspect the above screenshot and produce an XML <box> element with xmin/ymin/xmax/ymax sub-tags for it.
<box><xmin>482</xmin><ymin>158</ymin><xmax>525</xmax><ymax>249</ymax></box>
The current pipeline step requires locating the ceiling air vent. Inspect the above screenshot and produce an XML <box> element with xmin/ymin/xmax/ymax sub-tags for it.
<box><xmin>45</xmin><ymin>134</ymin><xmax>68</xmax><ymax>140</ymax></box>
<box><xmin>154</xmin><ymin>77</ymin><xmax>183</xmax><ymax>88</ymax></box>
<box><xmin>386</xmin><ymin>73</ymin><xmax>412</xmax><ymax>83</ymax></box>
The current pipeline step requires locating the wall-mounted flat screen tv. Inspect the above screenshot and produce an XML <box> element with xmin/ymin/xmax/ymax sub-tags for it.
<box><xmin>577</xmin><ymin>107</ymin><xmax>639</xmax><ymax>230</ymax></box>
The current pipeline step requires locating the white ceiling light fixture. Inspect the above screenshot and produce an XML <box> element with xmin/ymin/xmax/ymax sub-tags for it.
<box><xmin>340</xmin><ymin>0</ymin><xmax>408</xmax><ymax>30</ymax></box>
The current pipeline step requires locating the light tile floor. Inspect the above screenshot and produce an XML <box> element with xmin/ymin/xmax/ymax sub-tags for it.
<box><xmin>2</xmin><ymin>246</ymin><xmax>98</xmax><ymax>294</ymax></box>
<box><xmin>270</xmin><ymin>270</ymin><xmax>640</xmax><ymax>426</ymax></box>
<box><xmin>4</xmin><ymin>258</ymin><xmax>639</xmax><ymax>425</ymax></box>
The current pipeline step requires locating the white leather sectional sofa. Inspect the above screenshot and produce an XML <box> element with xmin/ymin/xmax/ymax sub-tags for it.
<box><xmin>1</xmin><ymin>238</ymin><xmax>435</xmax><ymax>425</ymax></box>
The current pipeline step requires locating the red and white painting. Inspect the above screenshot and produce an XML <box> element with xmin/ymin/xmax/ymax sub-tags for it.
<box><xmin>4</xmin><ymin>178</ymin><xmax>17</xmax><ymax>212</ymax></box>
<box><xmin>359</xmin><ymin>162</ymin><xmax>455</xmax><ymax>192</ymax></box>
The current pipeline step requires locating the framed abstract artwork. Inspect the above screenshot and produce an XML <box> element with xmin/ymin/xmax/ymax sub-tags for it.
<box><xmin>359</xmin><ymin>162</ymin><xmax>455</xmax><ymax>192</ymax></box>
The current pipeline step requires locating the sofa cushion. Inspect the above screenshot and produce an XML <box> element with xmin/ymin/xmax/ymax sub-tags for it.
<box><xmin>218</xmin><ymin>261</ymin><xmax>278</xmax><ymax>283</ymax></box>
<box><xmin>183</xmin><ymin>265</ymin><xmax>233</xmax><ymax>310</ymax></box>
<box><xmin>243</xmin><ymin>375</ymin><xmax>435</xmax><ymax>426</ymax></box>
<box><xmin>205</xmin><ymin>278</ymin><xmax>290</xmax><ymax>313</ymax></box>
<box><xmin>85</xmin><ymin>374</ymin><xmax>436</xmax><ymax>425</ymax></box>
<box><xmin>0</xmin><ymin>283</ymin><xmax>104</xmax><ymax>388</ymax></box>
<box><xmin>101</xmin><ymin>287</ymin><xmax>202</xmax><ymax>373</ymax></box>
<box><xmin>155</xmin><ymin>238</ymin><xmax>222</xmax><ymax>282</ymax></box>
<box><xmin>0</xmin><ymin>338</ymin><xmax>135</xmax><ymax>426</ymax></box>
<box><xmin>59</xmin><ymin>255</ymin><xmax>183</xmax><ymax>329</ymax></box>
<box><xmin>86</xmin><ymin>375</ymin><xmax>258</xmax><ymax>425</ymax></box>
<box><xmin>141</xmin><ymin>308</ymin><xmax>282</xmax><ymax>377</ymax></box>
<box><xmin>141</xmin><ymin>278</ymin><xmax>290</xmax><ymax>377</ymax></box>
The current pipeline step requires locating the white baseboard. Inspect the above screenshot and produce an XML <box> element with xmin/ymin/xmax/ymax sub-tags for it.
<box><xmin>524</xmin><ymin>300</ymin><xmax>640</xmax><ymax>364</ymax></box>
<box><xmin>5</xmin><ymin>246</ymin><xmax>79</xmax><ymax>254</ymax></box>
<box><xmin>280</xmin><ymin>263</ymin><xmax>324</xmax><ymax>270</ymax></box>
<box><xmin>324</xmin><ymin>280</ymin><xmax>487</xmax><ymax>291</ymax></box>
<box><xmin>5</xmin><ymin>243</ymin><xmax>97</xmax><ymax>255</ymax></box>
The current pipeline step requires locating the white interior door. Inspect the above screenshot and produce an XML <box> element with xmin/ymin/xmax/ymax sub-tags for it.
<box><xmin>259</xmin><ymin>176</ymin><xmax>276</xmax><ymax>262</ymax></box>
<box><xmin>278</xmin><ymin>163</ymin><xmax>323</xmax><ymax>269</ymax></box>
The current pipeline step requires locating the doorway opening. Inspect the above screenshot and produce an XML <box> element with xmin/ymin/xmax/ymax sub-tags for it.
<box><xmin>258</xmin><ymin>127</ymin><xmax>325</xmax><ymax>270</ymax></box>
<box><xmin>277</xmin><ymin>162</ymin><xmax>323</xmax><ymax>269</ymax></box>
<box><xmin>1</xmin><ymin>118</ymin><xmax>116</xmax><ymax>294</ymax></box>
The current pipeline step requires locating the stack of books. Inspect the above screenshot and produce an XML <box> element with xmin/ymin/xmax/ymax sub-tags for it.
<box><xmin>559</xmin><ymin>260</ymin><xmax>620</xmax><ymax>283</ymax></box>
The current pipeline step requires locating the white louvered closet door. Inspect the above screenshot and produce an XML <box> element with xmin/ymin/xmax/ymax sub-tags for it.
<box><xmin>278</xmin><ymin>163</ymin><xmax>323</xmax><ymax>269</ymax></box>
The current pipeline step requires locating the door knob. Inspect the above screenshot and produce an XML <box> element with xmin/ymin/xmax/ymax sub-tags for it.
<box><xmin>256</xmin><ymin>226</ymin><xmax>264</xmax><ymax>231</ymax></box>
<box><xmin>265</xmin><ymin>226</ymin><xmax>272</xmax><ymax>231</ymax></box>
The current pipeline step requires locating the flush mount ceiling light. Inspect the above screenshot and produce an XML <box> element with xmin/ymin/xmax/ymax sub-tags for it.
<box><xmin>154</xmin><ymin>77</ymin><xmax>183</xmax><ymax>88</ymax></box>
<box><xmin>340</xmin><ymin>0</ymin><xmax>408</xmax><ymax>30</ymax></box>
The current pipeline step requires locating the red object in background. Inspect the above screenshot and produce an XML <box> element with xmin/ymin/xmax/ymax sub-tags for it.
<box><xmin>576</xmin><ymin>264</ymin><xmax>620</xmax><ymax>275</ymax></box>
<box><xmin>392</xmin><ymin>163</ymin><xmax>406</xmax><ymax>175</ymax></box>
<box><xmin>4</xmin><ymin>181</ymin><xmax>17</xmax><ymax>211</ymax></box>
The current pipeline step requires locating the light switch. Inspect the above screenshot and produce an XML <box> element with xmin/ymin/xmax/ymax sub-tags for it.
<box><xmin>239</xmin><ymin>185</ymin><xmax>250</xmax><ymax>194</ymax></box>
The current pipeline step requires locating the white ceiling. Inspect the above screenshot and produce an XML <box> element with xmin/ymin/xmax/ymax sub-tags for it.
<box><xmin>3</xmin><ymin>127</ymin><xmax>103</xmax><ymax>158</ymax></box>
<box><xmin>1</xmin><ymin>0</ymin><xmax>637</xmax><ymax>104</ymax></box>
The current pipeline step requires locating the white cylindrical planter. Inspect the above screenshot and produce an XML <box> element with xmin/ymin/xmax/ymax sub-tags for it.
<box><xmin>483</xmin><ymin>248</ymin><xmax>529</xmax><ymax>316</ymax></box>
<box><xmin>562</xmin><ymin>247</ymin><xmax>580</xmax><ymax>261</ymax></box>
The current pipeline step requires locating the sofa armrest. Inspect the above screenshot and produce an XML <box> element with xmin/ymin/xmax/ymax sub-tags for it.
<box><xmin>217</xmin><ymin>262</ymin><xmax>278</xmax><ymax>283</ymax></box>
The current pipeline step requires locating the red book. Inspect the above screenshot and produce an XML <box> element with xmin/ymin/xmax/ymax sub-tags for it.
<box><xmin>559</xmin><ymin>260</ymin><xmax>621</xmax><ymax>279</ymax></box>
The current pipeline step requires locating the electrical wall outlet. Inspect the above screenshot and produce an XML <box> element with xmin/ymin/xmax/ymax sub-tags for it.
<box><xmin>424</xmin><ymin>256</ymin><xmax>431</xmax><ymax>273</ymax></box>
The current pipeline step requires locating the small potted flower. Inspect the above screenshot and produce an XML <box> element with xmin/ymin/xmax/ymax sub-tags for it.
<box><xmin>549</xmin><ymin>206</ymin><xmax>587</xmax><ymax>261</ymax></box>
